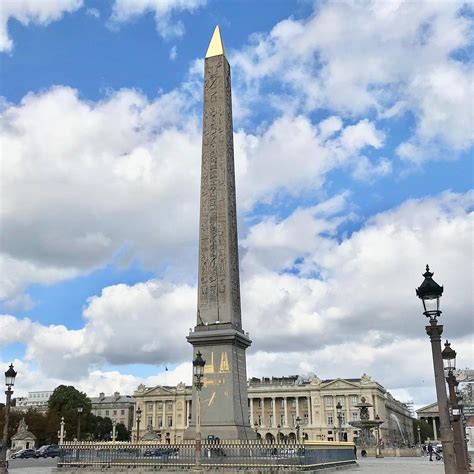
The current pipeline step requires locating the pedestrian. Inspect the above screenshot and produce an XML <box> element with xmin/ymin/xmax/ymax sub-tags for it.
<box><xmin>427</xmin><ymin>442</ymin><xmax>433</xmax><ymax>461</ymax></box>
<box><xmin>422</xmin><ymin>444</ymin><xmax>426</xmax><ymax>457</ymax></box>
<box><xmin>354</xmin><ymin>444</ymin><xmax>357</xmax><ymax>460</ymax></box>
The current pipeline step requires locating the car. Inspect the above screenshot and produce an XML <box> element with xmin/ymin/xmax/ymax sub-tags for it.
<box><xmin>143</xmin><ymin>447</ymin><xmax>178</xmax><ymax>458</ymax></box>
<box><xmin>35</xmin><ymin>444</ymin><xmax>60</xmax><ymax>458</ymax></box>
<box><xmin>12</xmin><ymin>448</ymin><xmax>37</xmax><ymax>459</ymax></box>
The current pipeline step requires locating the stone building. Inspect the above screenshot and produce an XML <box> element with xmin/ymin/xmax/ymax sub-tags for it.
<box><xmin>90</xmin><ymin>392</ymin><xmax>134</xmax><ymax>430</ymax></box>
<box><xmin>13</xmin><ymin>390</ymin><xmax>53</xmax><ymax>413</ymax></box>
<box><xmin>11</xmin><ymin>418</ymin><xmax>37</xmax><ymax>452</ymax></box>
<box><xmin>132</xmin><ymin>374</ymin><xmax>413</xmax><ymax>446</ymax></box>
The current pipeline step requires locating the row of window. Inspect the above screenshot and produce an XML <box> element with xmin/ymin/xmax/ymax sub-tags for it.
<box><xmin>145</xmin><ymin>415</ymin><xmax>174</xmax><ymax>428</ymax></box>
<box><xmin>254</xmin><ymin>414</ymin><xmax>309</xmax><ymax>427</ymax></box>
<box><xmin>324</xmin><ymin>395</ymin><xmax>360</xmax><ymax>406</ymax></box>
<box><xmin>326</xmin><ymin>412</ymin><xmax>358</xmax><ymax>425</ymax></box>
<box><xmin>251</xmin><ymin>399</ymin><xmax>304</xmax><ymax>409</ymax></box>
<box><xmin>145</xmin><ymin>401</ymin><xmax>174</xmax><ymax>410</ymax></box>
<box><xmin>96</xmin><ymin>409</ymin><xmax>126</xmax><ymax>417</ymax></box>
<box><xmin>250</xmin><ymin>395</ymin><xmax>361</xmax><ymax>409</ymax></box>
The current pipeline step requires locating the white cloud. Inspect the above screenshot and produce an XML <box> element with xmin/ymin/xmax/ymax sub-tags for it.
<box><xmin>0</xmin><ymin>86</ymin><xmax>202</xmax><ymax>300</ymax></box>
<box><xmin>0</xmin><ymin>87</ymin><xmax>386</xmax><ymax>302</ymax></box>
<box><xmin>0</xmin><ymin>0</ymin><xmax>82</xmax><ymax>52</ymax></box>
<box><xmin>169</xmin><ymin>45</ymin><xmax>177</xmax><ymax>60</ymax></box>
<box><xmin>1</xmin><ymin>191</ymin><xmax>472</xmax><ymax>405</ymax></box>
<box><xmin>110</xmin><ymin>0</ymin><xmax>206</xmax><ymax>38</ymax></box>
<box><xmin>231</xmin><ymin>1</ymin><xmax>473</xmax><ymax>153</ymax></box>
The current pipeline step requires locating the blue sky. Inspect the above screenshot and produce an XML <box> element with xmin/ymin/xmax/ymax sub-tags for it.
<box><xmin>0</xmin><ymin>0</ymin><xmax>472</xmax><ymax>407</ymax></box>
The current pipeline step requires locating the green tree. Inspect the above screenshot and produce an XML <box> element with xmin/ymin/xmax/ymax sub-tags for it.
<box><xmin>48</xmin><ymin>385</ymin><xmax>92</xmax><ymax>440</ymax></box>
<box><xmin>115</xmin><ymin>422</ymin><xmax>130</xmax><ymax>441</ymax></box>
<box><xmin>413</xmin><ymin>418</ymin><xmax>434</xmax><ymax>444</ymax></box>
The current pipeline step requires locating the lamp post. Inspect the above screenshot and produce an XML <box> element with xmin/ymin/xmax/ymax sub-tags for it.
<box><xmin>416</xmin><ymin>265</ymin><xmax>456</xmax><ymax>474</ymax></box>
<box><xmin>336</xmin><ymin>401</ymin><xmax>343</xmax><ymax>442</ymax></box>
<box><xmin>442</xmin><ymin>341</ymin><xmax>469</xmax><ymax>473</ymax></box>
<box><xmin>76</xmin><ymin>407</ymin><xmax>83</xmax><ymax>441</ymax></box>
<box><xmin>135</xmin><ymin>407</ymin><xmax>142</xmax><ymax>442</ymax></box>
<box><xmin>417</xmin><ymin>425</ymin><xmax>421</xmax><ymax>447</ymax></box>
<box><xmin>193</xmin><ymin>351</ymin><xmax>205</xmax><ymax>470</ymax></box>
<box><xmin>0</xmin><ymin>364</ymin><xmax>17</xmax><ymax>474</ymax></box>
<box><xmin>295</xmin><ymin>416</ymin><xmax>301</xmax><ymax>443</ymax></box>
<box><xmin>254</xmin><ymin>422</ymin><xmax>259</xmax><ymax>439</ymax></box>
<box><xmin>277</xmin><ymin>424</ymin><xmax>281</xmax><ymax>443</ymax></box>
<box><xmin>112</xmin><ymin>420</ymin><xmax>117</xmax><ymax>442</ymax></box>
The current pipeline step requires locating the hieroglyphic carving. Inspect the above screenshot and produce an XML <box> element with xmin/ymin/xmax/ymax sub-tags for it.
<box><xmin>197</xmin><ymin>54</ymin><xmax>242</xmax><ymax>328</ymax></box>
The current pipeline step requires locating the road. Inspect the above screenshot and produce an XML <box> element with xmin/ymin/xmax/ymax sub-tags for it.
<box><xmin>8</xmin><ymin>457</ymin><xmax>57</xmax><ymax>473</ymax></box>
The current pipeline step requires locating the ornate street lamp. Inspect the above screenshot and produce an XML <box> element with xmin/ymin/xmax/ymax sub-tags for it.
<box><xmin>135</xmin><ymin>407</ymin><xmax>142</xmax><ymax>442</ymax></box>
<box><xmin>76</xmin><ymin>407</ymin><xmax>83</xmax><ymax>441</ymax></box>
<box><xmin>1</xmin><ymin>364</ymin><xmax>17</xmax><ymax>473</ymax></box>
<box><xmin>442</xmin><ymin>341</ymin><xmax>470</xmax><ymax>472</ymax></box>
<box><xmin>416</xmin><ymin>265</ymin><xmax>457</xmax><ymax>474</ymax></box>
<box><xmin>336</xmin><ymin>401</ymin><xmax>343</xmax><ymax>442</ymax></box>
<box><xmin>193</xmin><ymin>351</ymin><xmax>206</xmax><ymax>469</ymax></box>
<box><xmin>417</xmin><ymin>425</ymin><xmax>421</xmax><ymax>446</ymax></box>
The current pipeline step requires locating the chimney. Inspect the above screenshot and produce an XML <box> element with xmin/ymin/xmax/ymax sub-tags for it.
<box><xmin>99</xmin><ymin>392</ymin><xmax>105</xmax><ymax>400</ymax></box>
<box><xmin>114</xmin><ymin>392</ymin><xmax>120</xmax><ymax>400</ymax></box>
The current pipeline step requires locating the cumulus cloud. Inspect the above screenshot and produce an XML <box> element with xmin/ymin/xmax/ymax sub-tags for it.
<box><xmin>0</xmin><ymin>86</ymin><xmax>202</xmax><ymax>301</ymax></box>
<box><xmin>231</xmin><ymin>1</ymin><xmax>473</xmax><ymax>153</ymax></box>
<box><xmin>110</xmin><ymin>0</ymin><xmax>206</xmax><ymax>38</ymax></box>
<box><xmin>0</xmin><ymin>0</ymin><xmax>82</xmax><ymax>52</ymax></box>
<box><xmin>0</xmin><ymin>86</ymin><xmax>386</xmax><ymax>303</ymax></box>
<box><xmin>2</xmin><ymin>191</ymin><xmax>472</xmax><ymax>404</ymax></box>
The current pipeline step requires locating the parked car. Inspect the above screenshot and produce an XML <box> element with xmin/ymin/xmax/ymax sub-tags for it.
<box><xmin>12</xmin><ymin>448</ymin><xmax>37</xmax><ymax>459</ymax></box>
<box><xmin>143</xmin><ymin>447</ymin><xmax>178</xmax><ymax>458</ymax></box>
<box><xmin>35</xmin><ymin>444</ymin><xmax>60</xmax><ymax>458</ymax></box>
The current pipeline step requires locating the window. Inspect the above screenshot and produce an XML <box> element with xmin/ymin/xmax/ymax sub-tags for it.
<box><xmin>324</xmin><ymin>396</ymin><xmax>333</xmax><ymax>407</ymax></box>
<box><xmin>336</xmin><ymin>396</ymin><xmax>344</xmax><ymax>405</ymax></box>
<box><xmin>257</xmin><ymin>399</ymin><xmax>261</xmax><ymax>408</ymax></box>
<box><xmin>113</xmin><ymin>410</ymin><xmax>117</xmax><ymax>415</ymax></box>
<box><xmin>105</xmin><ymin>410</ymin><xmax>109</xmax><ymax>416</ymax></box>
<box><xmin>269</xmin><ymin>415</ymin><xmax>273</xmax><ymax>427</ymax></box>
<box><xmin>147</xmin><ymin>402</ymin><xmax>153</xmax><ymax>410</ymax></box>
<box><xmin>340</xmin><ymin>412</ymin><xmax>346</xmax><ymax>424</ymax></box>
<box><xmin>270</xmin><ymin>399</ymin><xmax>274</xmax><ymax>408</ymax></box>
<box><xmin>280</xmin><ymin>415</ymin><xmax>285</xmax><ymax>426</ymax></box>
<box><xmin>158</xmin><ymin>401</ymin><xmax>163</xmax><ymax>409</ymax></box>
<box><xmin>167</xmin><ymin>416</ymin><xmax>173</xmax><ymax>427</ymax></box>
<box><xmin>291</xmin><ymin>399</ymin><xmax>296</xmax><ymax>408</ymax></box>
<box><xmin>352</xmin><ymin>412</ymin><xmax>358</xmax><ymax>421</ymax></box>
<box><xmin>257</xmin><ymin>415</ymin><xmax>262</xmax><ymax>426</ymax></box>
<box><xmin>167</xmin><ymin>401</ymin><xmax>173</xmax><ymax>409</ymax></box>
<box><xmin>327</xmin><ymin>414</ymin><xmax>334</xmax><ymax>425</ymax></box>
<box><xmin>147</xmin><ymin>416</ymin><xmax>152</xmax><ymax>427</ymax></box>
<box><xmin>303</xmin><ymin>414</ymin><xmax>309</xmax><ymax>425</ymax></box>
<box><xmin>158</xmin><ymin>416</ymin><xmax>163</xmax><ymax>427</ymax></box>
<box><xmin>121</xmin><ymin>410</ymin><xmax>125</xmax><ymax>415</ymax></box>
<box><xmin>351</xmin><ymin>396</ymin><xmax>358</xmax><ymax>405</ymax></box>
<box><xmin>280</xmin><ymin>399</ymin><xmax>285</xmax><ymax>408</ymax></box>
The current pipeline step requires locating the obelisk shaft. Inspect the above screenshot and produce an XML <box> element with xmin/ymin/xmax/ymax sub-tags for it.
<box><xmin>197</xmin><ymin>39</ymin><xmax>241</xmax><ymax>329</ymax></box>
<box><xmin>185</xmin><ymin>26</ymin><xmax>254</xmax><ymax>441</ymax></box>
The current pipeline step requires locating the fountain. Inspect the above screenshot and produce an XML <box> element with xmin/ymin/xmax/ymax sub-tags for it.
<box><xmin>349</xmin><ymin>397</ymin><xmax>384</xmax><ymax>450</ymax></box>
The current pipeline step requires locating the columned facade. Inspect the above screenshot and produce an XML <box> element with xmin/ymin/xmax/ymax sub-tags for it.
<box><xmin>133</xmin><ymin>374</ymin><xmax>414</xmax><ymax>446</ymax></box>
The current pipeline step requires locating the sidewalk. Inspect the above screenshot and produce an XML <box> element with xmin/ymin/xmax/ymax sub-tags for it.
<box><xmin>350</xmin><ymin>456</ymin><xmax>444</xmax><ymax>473</ymax></box>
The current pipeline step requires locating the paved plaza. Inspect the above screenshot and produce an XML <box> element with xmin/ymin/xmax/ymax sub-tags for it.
<box><xmin>352</xmin><ymin>456</ymin><xmax>445</xmax><ymax>473</ymax></box>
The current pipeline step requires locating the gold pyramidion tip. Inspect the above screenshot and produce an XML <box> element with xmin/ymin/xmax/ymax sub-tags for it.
<box><xmin>205</xmin><ymin>25</ymin><xmax>226</xmax><ymax>59</ymax></box>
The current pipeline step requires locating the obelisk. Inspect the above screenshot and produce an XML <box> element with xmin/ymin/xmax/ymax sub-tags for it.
<box><xmin>185</xmin><ymin>26</ymin><xmax>254</xmax><ymax>440</ymax></box>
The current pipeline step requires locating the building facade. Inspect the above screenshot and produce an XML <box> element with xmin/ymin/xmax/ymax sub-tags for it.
<box><xmin>13</xmin><ymin>391</ymin><xmax>53</xmax><ymax>413</ymax></box>
<box><xmin>90</xmin><ymin>392</ymin><xmax>134</xmax><ymax>430</ymax></box>
<box><xmin>132</xmin><ymin>374</ymin><xmax>414</xmax><ymax>446</ymax></box>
